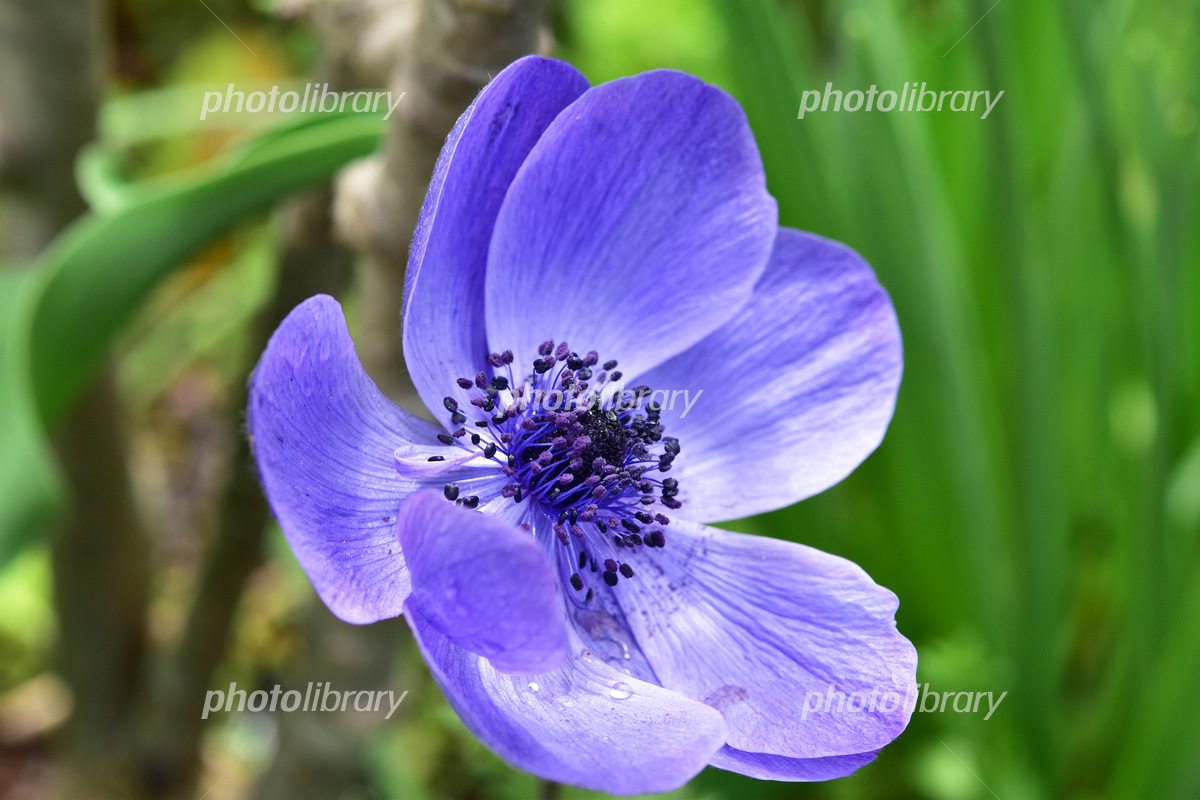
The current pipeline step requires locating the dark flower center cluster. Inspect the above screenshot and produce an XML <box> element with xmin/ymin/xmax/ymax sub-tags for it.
<box><xmin>433</xmin><ymin>340</ymin><xmax>681</xmax><ymax>605</ymax></box>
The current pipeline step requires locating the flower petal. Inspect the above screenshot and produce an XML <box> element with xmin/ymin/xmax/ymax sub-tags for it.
<box><xmin>249</xmin><ymin>295</ymin><xmax>443</xmax><ymax>623</ymax></box>
<box><xmin>616</xmin><ymin>518</ymin><xmax>917</xmax><ymax>760</ymax></box>
<box><xmin>405</xmin><ymin>607</ymin><xmax>728</xmax><ymax>795</ymax></box>
<box><xmin>485</xmin><ymin>69</ymin><xmax>777</xmax><ymax>377</ymax></box>
<box><xmin>638</xmin><ymin>228</ymin><xmax>902</xmax><ymax>521</ymax></box>
<box><xmin>403</xmin><ymin>56</ymin><xmax>590</xmax><ymax>428</ymax></box>
<box><xmin>397</xmin><ymin>490</ymin><xmax>568</xmax><ymax>673</ymax></box>
<box><xmin>709</xmin><ymin>745</ymin><xmax>880</xmax><ymax>781</ymax></box>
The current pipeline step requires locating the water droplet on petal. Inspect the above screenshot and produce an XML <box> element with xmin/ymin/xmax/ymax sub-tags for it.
<box><xmin>528</xmin><ymin>682</ymin><xmax>539</xmax><ymax>693</ymax></box>
<box><xmin>609</xmin><ymin>681</ymin><xmax>633</xmax><ymax>700</ymax></box>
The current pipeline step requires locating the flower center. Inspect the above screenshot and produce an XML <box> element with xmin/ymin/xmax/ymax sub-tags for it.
<box><xmin>432</xmin><ymin>340</ymin><xmax>681</xmax><ymax>603</ymax></box>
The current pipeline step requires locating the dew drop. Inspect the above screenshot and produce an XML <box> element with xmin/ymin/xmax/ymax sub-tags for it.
<box><xmin>609</xmin><ymin>681</ymin><xmax>633</xmax><ymax>700</ymax></box>
<box><xmin>528</xmin><ymin>682</ymin><xmax>540</xmax><ymax>693</ymax></box>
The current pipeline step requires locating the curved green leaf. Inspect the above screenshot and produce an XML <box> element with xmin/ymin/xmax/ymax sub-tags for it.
<box><xmin>0</xmin><ymin>112</ymin><xmax>382</xmax><ymax>563</ymax></box>
<box><xmin>0</xmin><ymin>266</ymin><xmax>65</xmax><ymax>567</ymax></box>
<box><xmin>31</xmin><ymin>112</ymin><xmax>383</xmax><ymax>427</ymax></box>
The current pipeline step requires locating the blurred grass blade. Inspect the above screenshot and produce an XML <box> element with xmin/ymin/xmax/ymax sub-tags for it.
<box><xmin>713</xmin><ymin>0</ymin><xmax>854</xmax><ymax>236</ymax></box>
<box><xmin>1108</xmin><ymin>555</ymin><xmax>1200</xmax><ymax>798</ymax></box>
<box><xmin>846</xmin><ymin>0</ymin><xmax>1012</xmax><ymax>631</ymax></box>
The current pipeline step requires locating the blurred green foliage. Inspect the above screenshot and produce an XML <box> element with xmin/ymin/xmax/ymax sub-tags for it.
<box><xmin>1</xmin><ymin>0</ymin><xmax>1197</xmax><ymax>798</ymax></box>
<box><xmin>562</xmin><ymin>0</ymin><xmax>1200</xmax><ymax>797</ymax></box>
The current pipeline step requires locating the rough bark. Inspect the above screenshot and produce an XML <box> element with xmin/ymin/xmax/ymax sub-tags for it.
<box><xmin>0</xmin><ymin>1</ymin><xmax>138</xmax><ymax>798</ymax></box>
<box><xmin>0</xmin><ymin>0</ymin><xmax>102</xmax><ymax>257</ymax></box>
<box><xmin>51</xmin><ymin>368</ymin><xmax>151</xmax><ymax>800</ymax></box>
<box><xmin>335</xmin><ymin>0</ymin><xmax>549</xmax><ymax>410</ymax></box>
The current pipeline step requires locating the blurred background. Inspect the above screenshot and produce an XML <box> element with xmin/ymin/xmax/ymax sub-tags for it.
<box><xmin>0</xmin><ymin>0</ymin><xmax>1197</xmax><ymax>798</ymax></box>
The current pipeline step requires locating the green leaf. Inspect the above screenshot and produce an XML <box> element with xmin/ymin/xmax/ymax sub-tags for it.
<box><xmin>0</xmin><ymin>267</ymin><xmax>66</xmax><ymax>567</ymax></box>
<box><xmin>31</xmin><ymin>112</ymin><xmax>383</xmax><ymax>427</ymax></box>
<box><xmin>0</xmin><ymin>112</ymin><xmax>382</xmax><ymax>564</ymax></box>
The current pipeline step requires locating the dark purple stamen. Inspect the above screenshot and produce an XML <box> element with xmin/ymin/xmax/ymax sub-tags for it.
<box><xmin>437</xmin><ymin>342</ymin><xmax>684</xmax><ymax>594</ymax></box>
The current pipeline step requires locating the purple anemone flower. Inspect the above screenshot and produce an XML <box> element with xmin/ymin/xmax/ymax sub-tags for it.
<box><xmin>248</xmin><ymin>56</ymin><xmax>916</xmax><ymax>794</ymax></box>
